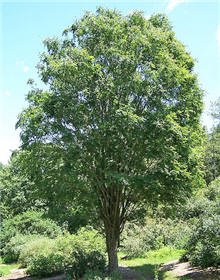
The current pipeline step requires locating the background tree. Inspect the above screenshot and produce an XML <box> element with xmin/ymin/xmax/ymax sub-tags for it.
<box><xmin>204</xmin><ymin>97</ymin><xmax>220</xmax><ymax>184</ymax></box>
<box><xmin>0</xmin><ymin>149</ymin><xmax>93</xmax><ymax>232</ymax></box>
<box><xmin>17</xmin><ymin>9</ymin><xmax>205</xmax><ymax>271</ymax></box>
<box><xmin>0</xmin><ymin>152</ymin><xmax>38</xmax><ymax>221</ymax></box>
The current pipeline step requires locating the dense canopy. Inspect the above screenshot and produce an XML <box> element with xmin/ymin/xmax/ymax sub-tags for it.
<box><xmin>17</xmin><ymin>9</ymin><xmax>205</xmax><ymax>270</ymax></box>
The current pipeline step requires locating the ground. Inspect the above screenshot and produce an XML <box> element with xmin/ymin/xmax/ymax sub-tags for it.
<box><xmin>0</xmin><ymin>261</ymin><xmax>220</xmax><ymax>280</ymax></box>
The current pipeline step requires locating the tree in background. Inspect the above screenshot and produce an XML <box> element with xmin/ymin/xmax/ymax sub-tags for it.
<box><xmin>0</xmin><ymin>150</ymin><xmax>93</xmax><ymax>232</ymax></box>
<box><xmin>17</xmin><ymin>9</ymin><xmax>205</xmax><ymax>271</ymax></box>
<box><xmin>204</xmin><ymin>97</ymin><xmax>220</xmax><ymax>184</ymax></box>
<box><xmin>0</xmin><ymin>152</ymin><xmax>37</xmax><ymax>220</ymax></box>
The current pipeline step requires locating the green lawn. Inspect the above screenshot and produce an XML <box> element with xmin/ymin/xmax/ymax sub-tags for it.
<box><xmin>0</xmin><ymin>257</ymin><xmax>19</xmax><ymax>277</ymax></box>
<box><xmin>119</xmin><ymin>247</ymin><xmax>188</xmax><ymax>280</ymax></box>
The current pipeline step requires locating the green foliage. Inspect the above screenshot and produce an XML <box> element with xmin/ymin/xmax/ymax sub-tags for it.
<box><xmin>204</xmin><ymin>175</ymin><xmax>220</xmax><ymax>202</ymax></box>
<box><xmin>64</xmin><ymin>228</ymin><xmax>106</xmax><ymax>278</ymax></box>
<box><xmin>0</xmin><ymin>152</ymin><xmax>38</xmax><ymax>220</ymax></box>
<box><xmin>121</xmin><ymin>219</ymin><xmax>191</xmax><ymax>258</ymax></box>
<box><xmin>26</xmin><ymin>253</ymin><xmax>64</xmax><ymax>277</ymax></box>
<box><xmin>183</xmin><ymin>176</ymin><xmax>220</xmax><ymax>268</ymax></box>
<box><xmin>211</xmin><ymin>97</ymin><xmax>220</xmax><ymax>122</ymax></box>
<box><xmin>204</xmin><ymin>97</ymin><xmax>220</xmax><ymax>184</ymax></box>
<box><xmin>17</xmin><ymin>8</ymin><xmax>205</xmax><ymax>270</ymax></box>
<box><xmin>18</xmin><ymin>228</ymin><xmax>106</xmax><ymax>278</ymax></box>
<box><xmin>204</xmin><ymin>125</ymin><xmax>220</xmax><ymax>184</ymax></box>
<box><xmin>2</xmin><ymin>234</ymin><xmax>40</xmax><ymax>263</ymax></box>
<box><xmin>0</xmin><ymin>211</ymin><xmax>62</xmax><ymax>252</ymax></box>
<box><xmin>65</xmin><ymin>251</ymin><xmax>106</xmax><ymax>279</ymax></box>
<box><xmin>180</xmin><ymin>196</ymin><xmax>213</xmax><ymax>220</ymax></box>
<box><xmin>19</xmin><ymin>236</ymin><xmax>64</xmax><ymax>276</ymax></box>
<box><xmin>0</xmin><ymin>151</ymin><xmax>91</xmax><ymax>233</ymax></box>
<box><xmin>18</xmin><ymin>237</ymin><xmax>52</xmax><ymax>268</ymax></box>
<box><xmin>186</xmin><ymin>214</ymin><xmax>220</xmax><ymax>268</ymax></box>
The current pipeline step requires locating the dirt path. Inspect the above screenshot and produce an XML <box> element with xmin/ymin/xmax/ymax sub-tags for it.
<box><xmin>1</xmin><ymin>262</ymin><xmax>220</xmax><ymax>280</ymax></box>
<box><xmin>161</xmin><ymin>260</ymin><xmax>220</xmax><ymax>279</ymax></box>
<box><xmin>119</xmin><ymin>265</ymin><xmax>143</xmax><ymax>280</ymax></box>
<box><xmin>1</xmin><ymin>267</ymin><xmax>141</xmax><ymax>280</ymax></box>
<box><xmin>0</xmin><ymin>269</ymin><xmax>65</xmax><ymax>280</ymax></box>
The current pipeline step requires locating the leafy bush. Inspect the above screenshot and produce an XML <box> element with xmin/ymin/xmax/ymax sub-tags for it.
<box><xmin>121</xmin><ymin>219</ymin><xmax>191</xmax><ymax>258</ymax></box>
<box><xmin>19</xmin><ymin>236</ymin><xmax>56</xmax><ymax>268</ymax></box>
<box><xmin>179</xmin><ymin>195</ymin><xmax>213</xmax><ymax>220</ymax></box>
<box><xmin>64</xmin><ymin>228</ymin><xmax>106</xmax><ymax>278</ymax></box>
<box><xmin>26</xmin><ymin>252</ymin><xmax>64</xmax><ymax>277</ymax></box>
<box><xmin>0</xmin><ymin>211</ymin><xmax>62</xmax><ymax>252</ymax></box>
<box><xmin>2</xmin><ymin>234</ymin><xmax>40</xmax><ymax>263</ymax></box>
<box><xmin>186</xmin><ymin>214</ymin><xmax>220</xmax><ymax>268</ymax></box>
<box><xmin>180</xmin><ymin>176</ymin><xmax>220</xmax><ymax>268</ymax></box>
<box><xmin>18</xmin><ymin>228</ymin><xmax>106</xmax><ymax>278</ymax></box>
<box><xmin>204</xmin><ymin>176</ymin><xmax>220</xmax><ymax>201</ymax></box>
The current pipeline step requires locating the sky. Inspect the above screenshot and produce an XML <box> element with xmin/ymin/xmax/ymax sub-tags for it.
<box><xmin>0</xmin><ymin>0</ymin><xmax>220</xmax><ymax>164</ymax></box>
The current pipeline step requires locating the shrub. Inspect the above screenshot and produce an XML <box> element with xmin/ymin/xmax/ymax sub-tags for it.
<box><xmin>0</xmin><ymin>211</ymin><xmax>62</xmax><ymax>252</ymax></box>
<box><xmin>2</xmin><ymin>234</ymin><xmax>40</xmax><ymax>263</ymax></box>
<box><xmin>26</xmin><ymin>252</ymin><xmax>64</xmax><ymax>277</ymax></box>
<box><xmin>19</xmin><ymin>236</ymin><xmax>56</xmax><ymax>268</ymax></box>
<box><xmin>19</xmin><ymin>236</ymin><xmax>65</xmax><ymax>277</ymax></box>
<box><xmin>204</xmin><ymin>176</ymin><xmax>220</xmax><ymax>201</ymax></box>
<box><xmin>121</xmin><ymin>221</ymin><xmax>161</xmax><ymax>258</ymax></box>
<box><xmin>186</xmin><ymin>214</ymin><xmax>220</xmax><ymax>268</ymax></box>
<box><xmin>64</xmin><ymin>228</ymin><xmax>106</xmax><ymax>278</ymax></box>
<box><xmin>159</xmin><ymin>219</ymin><xmax>192</xmax><ymax>249</ymax></box>
<box><xmin>121</xmin><ymin>219</ymin><xmax>191</xmax><ymax>258</ymax></box>
<box><xmin>18</xmin><ymin>228</ymin><xmax>106</xmax><ymax>278</ymax></box>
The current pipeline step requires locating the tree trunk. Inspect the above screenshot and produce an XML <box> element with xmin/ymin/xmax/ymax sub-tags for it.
<box><xmin>105</xmin><ymin>228</ymin><xmax>119</xmax><ymax>272</ymax></box>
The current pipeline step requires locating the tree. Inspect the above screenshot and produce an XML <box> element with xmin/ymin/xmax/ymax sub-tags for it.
<box><xmin>204</xmin><ymin>98</ymin><xmax>220</xmax><ymax>184</ymax></box>
<box><xmin>0</xmin><ymin>150</ymin><xmax>93</xmax><ymax>232</ymax></box>
<box><xmin>0</xmin><ymin>152</ymin><xmax>38</xmax><ymax>220</ymax></box>
<box><xmin>17</xmin><ymin>9</ymin><xmax>204</xmax><ymax>271</ymax></box>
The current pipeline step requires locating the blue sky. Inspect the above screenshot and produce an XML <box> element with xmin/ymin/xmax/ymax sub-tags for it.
<box><xmin>0</xmin><ymin>0</ymin><xmax>220</xmax><ymax>164</ymax></box>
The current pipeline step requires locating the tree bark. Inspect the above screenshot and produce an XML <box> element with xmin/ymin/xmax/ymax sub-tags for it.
<box><xmin>105</xmin><ymin>229</ymin><xmax>119</xmax><ymax>272</ymax></box>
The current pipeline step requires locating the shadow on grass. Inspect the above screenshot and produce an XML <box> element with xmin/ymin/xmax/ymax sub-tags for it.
<box><xmin>131</xmin><ymin>263</ymin><xmax>220</xmax><ymax>280</ymax></box>
<box><xmin>128</xmin><ymin>263</ymin><xmax>168</xmax><ymax>280</ymax></box>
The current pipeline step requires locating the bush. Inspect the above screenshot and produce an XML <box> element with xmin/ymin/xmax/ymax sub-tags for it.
<box><xmin>18</xmin><ymin>228</ymin><xmax>106</xmax><ymax>278</ymax></box>
<box><xmin>19</xmin><ymin>236</ymin><xmax>56</xmax><ymax>268</ymax></box>
<box><xmin>121</xmin><ymin>219</ymin><xmax>191</xmax><ymax>258</ymax></box>
<box><xmin>26</xmin><ymin>252</ymin><xmax>64</xmax><ymax>277</ymax></box>
<box><xmin>186</xmin><ymin>214</ymin><xmax>220</xmax><ymax>268</ymax></box>
<box><xmin>64</xmin><ymin>228</ymin><xmax>106</xmax><ymax>278</ymax></box>
<box><xmin>0</xmin><ymin>211</ymin><xmax>62</xmax><ymax>252</ymax></box>
<box><xmin>204</xmin><ymin>176</ymin><xmax>220</xmax><ymax>201</ymax></box>
<box><xmin>19</xmin><ymin>236</ymin><xmax>65</xmax><ymax>276</ymax></box>
<box><xmin>2</xmin><ymin>234</ymin><xmax>40</xmax><ymax>263</ymax></box>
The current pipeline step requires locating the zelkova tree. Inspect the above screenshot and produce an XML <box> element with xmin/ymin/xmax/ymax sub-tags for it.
<box><xmin>17</xmin><ymin>9</ymin><xmax>205</xmax><ymax>271</ymax></box>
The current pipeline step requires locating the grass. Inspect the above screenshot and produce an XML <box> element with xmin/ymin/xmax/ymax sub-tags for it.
<box><xmin>0</xmin><ymin>263</ymin><xmax>19</xmax><ymax>277</ymax></box>
<box><xmin>0</xmin><ymin>257</ymin><xmax>19</xmax><ymax>277</ymax></box>
<box><xmin>119</xmin><ymin>246</ymin><xmax>186</xmax><ymax>280</ymax></box>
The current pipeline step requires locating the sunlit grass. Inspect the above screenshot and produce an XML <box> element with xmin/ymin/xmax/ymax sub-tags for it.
<box><xmin>0</xmin><ymin>263</ymin><xmax>19</xmax><ymax>276</ymax></box>
<box><xmin>119</xmin><ymin>246</ymin><xmax>186</xmax><ymax>280</ymax></box>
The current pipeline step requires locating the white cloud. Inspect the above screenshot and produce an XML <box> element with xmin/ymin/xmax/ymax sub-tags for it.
<box><xmin>16</xmin><ymin>60</ymin><xmax>30</xmax><ymax>73</ymax></box>
<box><xmin>166</xmin><ymin>0</ymin><xmax>188</xmax><ymax>13</ymax></box>
<box><xmin>23</xmin><ymin>65</ymin><xmax>30</xmax><ymax>73</ymax></box>
<box><xmin>3</xmin><ymin>90</ymin><xmax>11</xmax><ymax>97</ymax></box>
